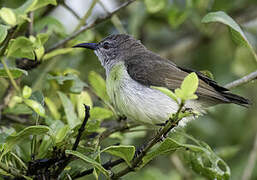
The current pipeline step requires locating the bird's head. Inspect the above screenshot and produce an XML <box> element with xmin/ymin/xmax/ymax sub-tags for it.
<box><xmin>73</xmin><ymin>34</ymin><xmax>145</xmax><ymax>70</ymax></box>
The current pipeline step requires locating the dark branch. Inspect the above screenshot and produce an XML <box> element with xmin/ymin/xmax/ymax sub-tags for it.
<box><xmin>74</xmin><ymin>103</ymin><xmax>185</xmax><ymax>179</ymax></box>
<box><xmin>73</xmin><ymin>104</ymin><xmax>90</xmax><ymax>150</ymax></box>
<box><xmin>52</xmin><ymin>105</ymin><xmax>90</xmax><ymax>178</ymax></box>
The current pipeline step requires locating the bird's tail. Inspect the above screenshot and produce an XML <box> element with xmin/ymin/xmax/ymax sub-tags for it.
<box><xmin>221</xmin><ymin>91</ymin><xmax>251</xmax><ymax>107</ymax></box>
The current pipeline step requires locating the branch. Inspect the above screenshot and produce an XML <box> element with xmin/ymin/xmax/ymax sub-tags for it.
<box><xmin>74</xmin><ymin>0</ymin><xmax>98</xmax><ymax>32</ymax></box>
<box><xmin>74</xmin><ymin>159</ymin><xmax>125</xmax><ymax>178</ymax></box>
<box><xmin>62</xmin><ymin>2</ymin><xmax>80</xmax><ymax>19</ymax></box>
<box><xmin>73</xmin><ymin>105</ymin><xmax>90</xmax><ymax>150</ymax></box>
<box><xmin>52</xmin><ymin>105</ymin><xmax>90</xmax><ymax>178</ymax></box>
<box><xmin>46</xmin><ymin>0</ymin><xmax>137</xmax><ymax>53</ymax></box>
<box><xmin>225</xmin><ymin>70</ymin><xmax>257</xmax><ymax>89</ymax></box>
<box><xmin>111</xmin><ymin>103</ymin><xmax>185</xmax><ymax>179</ymax></box>
<box><xmin>99</xmin><ymin>122</ymin><xmax>140</xmax><ymax>142</ymax></box>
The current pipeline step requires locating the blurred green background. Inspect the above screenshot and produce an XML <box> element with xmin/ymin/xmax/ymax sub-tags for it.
<box><xmin>0</xmin><ymin>0</ymin><xmax>257</xmax><ymax>179</ymax></box>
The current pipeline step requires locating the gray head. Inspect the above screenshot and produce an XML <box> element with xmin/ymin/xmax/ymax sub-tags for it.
<box><xmin>73</xmin><ymin>34</ymin><xmax>145</xmax><ymax>70</ymax></box>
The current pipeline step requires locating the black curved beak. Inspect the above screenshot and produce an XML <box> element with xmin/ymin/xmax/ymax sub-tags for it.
<box><xmin>72</xmin><ymin>43</ymin><xmax>98</xmax><ymax>50</ymax></box>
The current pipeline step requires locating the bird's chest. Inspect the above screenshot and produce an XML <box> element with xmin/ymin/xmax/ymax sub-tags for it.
<box><xmin>106</xmin><ymin>63</ymin><xmax>128</xmax><ymax>110</ymax></box>
<box><xmin>106</xmin><ymin>63</ymin><xmax>177</xmax><ymax>124</ymax></box>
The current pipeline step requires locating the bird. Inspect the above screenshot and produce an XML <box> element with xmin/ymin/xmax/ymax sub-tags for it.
<box><xmin>73</xmin><ymin>34</ymin><xmax>250</xmax><ymax>126</ymax></box>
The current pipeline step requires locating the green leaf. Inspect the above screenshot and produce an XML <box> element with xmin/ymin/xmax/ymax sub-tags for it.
<box><xmin>202</xmin><ymin>11</ymin><xmax>257</xmax><ymax>62</ymax></box>
<box><xmin>35</xmin><ymin>17</ymin><xmax>66</xmax><ymax>37</ymax></box>
<box><xmin>168</xmin><ymin>6</ymin><xmax>188</xmax><ymax>28</ymax></box>
<box><xmin>38</xmin><ymin>135</ymin><xmax>52</xmax><ymax>159</ymax></box>
<box><xmin>90</xmin><ymin>107</ymin><xmax>113</xmax><ymax>120</ymax></box>
<box><xmin>144</xmin><ymin>0</ymin><xmax>166</xmax><ymax>13</ymax></box>
<box><xmin>22</xmin><ymin>85</ymin><xmax>32</xmax><ymax>99</ymax></box>
<box><xmin>0</xmin><ymin>8</ymin><xmax>16</xmax><ymax>26</ymax></box>
<box><xmin>0</xmin><ymin>24</ymin><xmax>8</xmax><ymax>44</ymax></box>
<box><xmin>45</xmin><ymin>97</ymin><xmax>61</xmax><ymax>120</ymax></box>
<box><xmin>7</xmin><ymin>36</ymin><xmax>34</xmax><ymax>59</ymax></box>
<box><xmin>202</xmin><ymin>11</ymin><xmax>247</xmax><ymax>44</ymax></box>
<box><xmin>200</xmin><ymin>70</ymin><xmax>214</xmax><ymax>80</ymax></box>
<box><xmin>102</xmin><ymin>145</ymin><xmax>135</xmax><ymax>166</ymax></box>
<box><xmin>142</xmin><ymin>138</ymin><xmax>180</xmax><ymax>167</ymax></box>
<box><xmin>55</xmin><ymin>125</ymin><xmax>70</xmax><ymax>144</ymax></box>
<box><xmin>88</xmin><ymin>71</ymin><xmax>109</xmax><ymax>103</ymax></box>
<box><xmin>28</xmin><ymin>0</ymin><xmax>57</xmax><ymax>11</ymax></box>
<box><xmin>75</xmin><ymin>91</ymin><xmax>93</xmax><ymax>120</ymax></box>
<box><xmin>43</xmin><ymin>48</ymin><xmax>73</xmax><ymax>60</ymax></box>
<box><xmin>142</xmin><ymin>137</ymin><xmax>230</xmax><ymax>179</ymax></box>
<box><xmin>57</xmin><ymin>91</ymin><xmax>80</xmax><ymax>129</ymax></box>
<box><xmin>3</xmin><ymin>104</ymin><xmax>33</xmax><ymax>115</ymax></box>
<box><xmin>66</xmin><ymin>150</ymin><xmax>110</xmax><ymax>178</ymax></box>
<box><xmin>1</xmin><ymin>125</ymin><xmax>51</xmax><ymax>159</ymax></box>
<box><xmin>47</xmin><ymin>73</ymin><xmax>88</xmax><ymax>94</ymax></box>
<box><xmin>151</xmin><ymin>86</ymin><xmax>178</xmax><ymax>103</ymax></box>
<box><xmin>36</xmin><ymin>33</ymin><xmax>49</xmax><ymax>45</ymax></box>
<box><xmin>175</xmin><ymin>72</ymin><xmax>199</xmax><ymax>101</ymax></box>
<box><xmin>0</xmin><ymin>67</ymin><xmax>27</xmax><ymax>79</ymax></box>
<box><xmin>24</xmin><ymin>99</ymin><xmax>45</xmax><ymax>117</ymax></box>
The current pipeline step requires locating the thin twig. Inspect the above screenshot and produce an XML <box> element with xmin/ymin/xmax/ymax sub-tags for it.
<box><xmin>62</xmin><ymin>2</ymin><xmax>80</xmax><ymax>19</ymax></box>
<box><xmin>225</xmin><ymin>70</ymin><xmax>257</xmax><ymax>89</ymax></box>
<box><xmin>46</xmin><ymin>0</ymin><xmax>137</xmax><ymax>53</ymax></box>
<box><xmin>73</xmin><ymin>105</ymin><xmax>90</xmax><ymax>150</ymax></box>
<box><xmin>99</xmin><ymin>122</ymin><xmax>140</xmax><ymax>142</ymax></box>
<box><xmin>0</xmin><ymin>58</ymin><xmax>20</xmax><ymax>92</ymax></box>
<box><xmin>29</xmin><ymin>12</ymin><xmax>34</xmax><ymax>35</ymax></box>
<box><xmin>99</xmin><ymin>1</ymin><xmax>127</xmax><ymax>33</ymax></box>
<box><xmin>242</xmin><ymin>132</ymin><xmax>257</xmax><ymax>180</ymax></box>
<box><xmin>111</xmin><ymin>103</ymin><xmax>185</xmax><ymax>179</ymax></box>
<box><xmin>74</xmin><ymin>159</ymin><xmax>124</xmax><ymax>178</ymax></box>
<box><xmin>53</xmin><ymin>105</ymin><xmax>90</xmax><ymax>178</ymax></box>
<box><xmin>74</xmin><ymin>0</ymin><xmax>98</xmax><ymax>32</ymax></box>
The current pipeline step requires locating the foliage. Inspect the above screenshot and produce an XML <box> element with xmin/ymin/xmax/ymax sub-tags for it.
<box><xmin>0</xmin><ymin>0</ymin><xmax>256</xmax><ymax>180</ymax></box>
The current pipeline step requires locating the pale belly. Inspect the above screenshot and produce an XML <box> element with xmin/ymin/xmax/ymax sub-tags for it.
<box><xmin>106</xmin><ymin>63</ymin><xmax>179</xmax><ymax>124</ymax></box>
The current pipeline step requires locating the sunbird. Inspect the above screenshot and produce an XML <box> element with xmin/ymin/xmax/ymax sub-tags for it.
<box><xmin>73</xmin><ymin>34</ymin><xmax>249</xmax><ymax>125</ymax></box>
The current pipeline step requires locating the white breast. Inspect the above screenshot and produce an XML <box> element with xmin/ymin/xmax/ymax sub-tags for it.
<box><xmin>106</xmin><ymin>63</ymin><xmax>179</xmax><ymax>125</ymax></box>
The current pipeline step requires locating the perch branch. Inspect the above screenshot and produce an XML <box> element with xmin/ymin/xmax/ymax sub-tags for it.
<box><xmin>111</xmin><ymin>102</ymin><xmax>184</xmax><ymax>179</ymax></box>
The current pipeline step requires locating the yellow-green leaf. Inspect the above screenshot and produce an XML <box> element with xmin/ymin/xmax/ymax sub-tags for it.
<box><xmin>22</xmin><ymin>85</ymin><xmax>32</xmax><ymax>99</ymax></box>
<box><xmin>24</xmin><ymin>99</ymin><xmax>45</xmax><ymax>117</ymax></box>
<box><xmin>76</xmin><ymin>91</ymin><xmax>93</xmax><ymax>120</ymax></box>
<box><xmin>45</xmin><ymin>97</ymin><xmax>61</xmax><ymax>120</ymax></box>
<box><xmin>0</xmin><ymin>8</ymin><xmax>16</xmax><ymax>26</ymax></box>
<box><xmin>88</xmin><ymin>71</ymin><xmax>109</xmax><ymax>103</ymax></box>
<box><xmin>1</xmin><ymin>125</ymin><xmax>51</xmax><ymax>159</ymax></box>
<box><xmin>102</xmin><ymin>145</ymin><xmax>135</xmax><ymax>166</ymax></box>
<box><xmin>57</xmin><ymin>91</ymin><xmax>80</xmax><ymax>128</ymax></box>
<box><xmin>175</xmin><ymin>72</ymin><xmax>199</xmax><ymax>101</ymax></box>
<box><xmin>66</xmin><ymin>150</ymin><xmax>110</xmax><ymax>178</ymax></box>
<box><xmin>0</xmin><ymin>24</ymin><xmax>8</xmax><ymax>43</ymax></box>
<box><xmin>151</xmin><ymin>86</ymin><xmax>178</xmax><ymax>103</ymax></box>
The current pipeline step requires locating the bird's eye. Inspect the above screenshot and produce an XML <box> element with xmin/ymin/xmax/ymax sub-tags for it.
<box><xmin>103</xmin><ymin>42</ymin><xmax>110</xmax><ymax>49</ymax></box>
